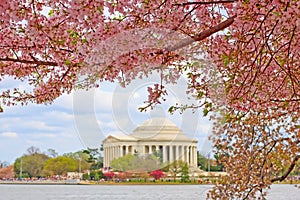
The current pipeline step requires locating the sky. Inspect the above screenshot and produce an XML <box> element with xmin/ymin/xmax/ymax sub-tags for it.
<box><xmin>0</xmin><ymin>72</ymin><xmax>214</xmax><ymax>164</ymax></box>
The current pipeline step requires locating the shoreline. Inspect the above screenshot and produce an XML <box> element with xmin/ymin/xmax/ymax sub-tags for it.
<box><xmin>0</xmin><ymin>180</ymin><xmax>210</xmax><ymax>185</ymax></box>
<box><xmin>1</xmin><ymin>180</ymin><xmax>299</xmax><ymax>186</ymax></box>
<box><xmin>0</xmin><ymin>181</ymin><xmax>79</xmax><ymax>185</ymax></box>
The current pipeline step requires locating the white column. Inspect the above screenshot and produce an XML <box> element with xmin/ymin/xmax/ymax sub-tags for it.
<box><xmin>106</xmin><ymin>147</ymin><xmax>109</xmax><ymax>166</ymax></box>
<box><xmin>120</xmin><ymin>145</ymin><xmax>123</xmax><ymax>157</ymax></box>
<box><xmin>104</xmin><ymin>147</ymin><xmax>106</xmax><ymax>167</ymax></box>
<box><xmin>191</xmin><ymin>146</ymin><xmax>193</xmax><ymax>166</ymax></box>
<box><xmin>107</xmin><ymin>147</ymin><xmax>110</xmax><ymax>167</ymax></box>
<box><xmin>109</xmin><ymin>147</ymin><xmax>111</xmax><ymax>165</ymax></box>
<box><xmin>181</xmin><ymin>146</ymin><xmax>184</xmax><ymax>162</ymax></box>
<box><xmin>116</xmin><ymin>146</ymin><xmax>120</xmax><ymax>158</ymax></box>
<box><xmin>194</xmin><ymin>146</ymin><xmax>197</xmax><ymax>166</ymax></box>
<box><xmin>107</xmin><ymin>147</ymin><xmax>110</xmax><ymax>166</ymax></box>
<box><xmin>125</xmin><ymin>145</ymin><xmax>129</xmax><ymax>155</ymax></box>
<box><xmin>169</xmin><ymin>145</ymin><xmax>173</xmax><ymax>163</ymax></box>
<box><xmin>186</xmin><ymin>146</ymin><xmax>190</xmax><ymax>165</ymax></box>
<box><xmin>156</xmin><ymin>145</ymin><xmax>159</xmax><ymax>152</ymax></box>
<box><xmin>106</xmin><ymin>146</ymin><xmax>108</xmax><ymax>165</ymax></box>
<box><xmin>163</xmin><ymin>145</ymin><xmax>167</xmax><ymax>163</ymax></box>
<box><xmin>190</xmin><ymin>146</ymin><xmax>193</xmax><ymax>165</ymax></box>
<box><xmin>191</xmin><ymin>146</ymin><xmax>194</xmax><ymax>166</ymax></box>
<box><xmin>106</xmin><ymin>147</ymin><xmax>109</xmax><ymax>167</ymax></box>
<box><xmin>111</xmin><ymin>146</ymin><xmax>113</xmax><ymax>163</ymax></box>
<box><xmin>193</xmin><ymin>146</ymin><xmax>196</xmax><ymax>166</ymax></box>
<box><xmin>116</xmin><ymin>146</ymin><xmax>119</xmax><ymax>158</ymax></box>
<box><xmin>176</xmin><ymin>145</ymin><xmax>179</xmax><ymax>161</ymax></box>
<box><xmin>179</xmin><ymin>145</ymin><xmax>183</xmax><ymax>161</ymax></box>
<box><xmin>112</xmin><ymin>146</ymin><xmax>114</xmax><ymax>160</ymax></box>
<box><xmin>116</xmin><ymin>146</ymin><xmax>118</xmax><ymax>156</ymax></box>
<box><xmin>149</xmin><ymin>145</ymin><xmax>152</xmax><ymax>154</ymax></box>
<box><xmin>114</xmin><ymin>146</ymin><xmax>116</xmax><ymax>159</ymax></box>
<box><xmin>116</xmin><ymin>146</ymin><xmax>119</xmax><ymax>157</ymax></box>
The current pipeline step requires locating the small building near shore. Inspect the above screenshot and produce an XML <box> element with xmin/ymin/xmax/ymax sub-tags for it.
<box><xmin>67</xmin><ymin>172</ymin><xmax>83</xmax><ymax>180</ymax></box>
<box><xmin>102</xmin><ymin>118</ymin><xmax>198</xmax><ymax>168</ymax></box>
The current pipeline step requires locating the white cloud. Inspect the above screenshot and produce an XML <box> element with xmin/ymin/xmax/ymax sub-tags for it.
<box><xmin>0</xmin><ymin>117</ymin><xmax>60</xmax><ymax>132</ymax></box>
<box><xmin>1</xmin><ymin>132</ymin><xmax>18</xmax><ymax>138</ymax></box>
<box><xmin>42</xmin><ymin>111</ymin><xmax>74</xmax><ymax>122</ymax></box>
<box><xmin>26</xmin><ymin>133</ymin><xmax>57</xmax><ymax>139</ymax></box>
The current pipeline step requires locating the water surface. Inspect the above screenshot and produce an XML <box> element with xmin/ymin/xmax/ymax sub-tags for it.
<box><xmin>0</xmin><ymin>184</ymin><xmax>298</xmax><ymax>199</ymax></box>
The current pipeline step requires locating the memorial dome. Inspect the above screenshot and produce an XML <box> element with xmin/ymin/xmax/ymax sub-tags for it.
<box><xmin>130</xmin><ymin>118</ymin><xmax>192</xmax><ymax>141</ymax></box>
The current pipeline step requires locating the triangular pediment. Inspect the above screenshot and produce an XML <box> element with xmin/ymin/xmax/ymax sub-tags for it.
<box><xmin>102</xmin><ymin>134</ymin><xmax>137</xmax><ymax>144</ymax></box>
<box><xmin>102</xmin><ymin>135</ymin><xmax>120</xmax><ymax>144</ymax></box>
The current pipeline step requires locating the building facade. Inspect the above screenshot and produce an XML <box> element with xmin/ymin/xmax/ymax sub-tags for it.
<box><xmin>102</xmin><ymin>118</ymin><xmax>198</xmax><ymax>168</ymax></box>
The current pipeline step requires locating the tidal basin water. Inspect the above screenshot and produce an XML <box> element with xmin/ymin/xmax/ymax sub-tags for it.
<box><xmin>0</xmin><ymin>184</ymin><xmax>298</xmax><ymax>200</ymax></box>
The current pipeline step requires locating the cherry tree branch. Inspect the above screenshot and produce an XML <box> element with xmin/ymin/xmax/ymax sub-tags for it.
<box><xmin>167</xmin><ymin>15</ymin><xmax>236</xmax><ymax>51</ymax></box>
<box><xmin>271</xmin><ymin>155</ymin><xmax>300</xmax><ymax>182</ymax></box>
<box><xmin>175</xmin><ymin>0</ymin><xmax>235</xmax><ymax>6</ymax></box>
<box><xmin>0</xmin><ymin>57</ymin><xmax>58</xmax><ymax>66</ymax></box>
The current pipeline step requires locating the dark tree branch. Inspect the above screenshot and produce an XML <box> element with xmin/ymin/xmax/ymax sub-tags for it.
<box><xmin>167</xmin><ymin>15</ymin><xmax>236</xmax><ymax>51</ymax></box>
<box><xmin>270</xmin><ymin>98</ymin><xmax>300</xmax><ymax>102</ymax></box>
<box><xmin>0</xmin><ymin>57</ymin><xmax>58</xmax><ymax>66</ymax></box>
<box><xmin>175</xmin><ymin>0</ymin><xmax>235</xmax><ymax>6</ymax></box>
<box><xmin>271</xmin><ymin>155</ymin><xmax>300</xmax><ymax>182</ymax></box>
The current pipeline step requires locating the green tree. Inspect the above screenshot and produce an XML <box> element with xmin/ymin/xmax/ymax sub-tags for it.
<box><xmin>197</xmin><ymin>152</ymin><xmax>208</xmax><ymax>171</ymax></box>
<box><xmin>82</xmin><ymin>173</ymin><xmax>90</xmax><ymax>180</ymax></box>
<box><xmin>110</xmin><ymin>154</ymin><xmax>136</xmax><ymax>171</ymax></box>
<box><xmin>82</xmin><ymin>147</ymin><xmax>103</xmax><ymax>170</ymax></box>
<box><xmin>133</xmin><ymin>155</ymin><xmax>160</xmax><ymax>172</ymax></box>
<box><xmin>152</xmin><ymin>150</ymin><xmax>163</xmax><ymax>164</ymax></box>
<box><xmin>197</xmin><ymin>151</ymin><xmax>224</xmax><ymax>172</ymax></box>
<box><xmin>181</xmin><ymin>163</ymin><xmax>190</xmax><ymax>183</ymax></box>
<box><xmin>0</xmin><ymin>161</ymin><xmax>9</xmax><ymax>168</ymax></box>
<box><xmin>26</xmin><ymin>146</ymin><xmax>41</xmax><ymax>155</ymax></box>
<box><xmin>111</xmin><ymin>154</ymin><xmax>159</xmax><ymax>172</ymax></box>
<box><xmin>163</xmin><ymin>160</ymin><xmax>186</xmax><ymax>182</ymax></box>
<box><xmin>89</xmin><ymin>170</ymin><xmax>105</xmax><ymax>181</ymax></box>
<box><xmin>43</xmin><ymin>156</ymin><xmax>76</xmax><ymax>176</ymax></box>
<box><xmin>63</xmin><ymin>151</ymin><xmax>91</xmax><ymax>172</ymax></box>
<box><xmin>14</xmin><ymin>153</ymin><xmax>49</xmax><ymax>178</ymax></box>
<box><xmin>46</xmin><ymin>148</ymin><xmax>58</xmax><ymax>158</ymax></box>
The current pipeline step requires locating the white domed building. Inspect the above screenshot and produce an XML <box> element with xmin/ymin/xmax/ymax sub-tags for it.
<box><xmin>102</xmin><ymin>118</ymin><xmax>198</xmax><ymax>168</ymax></box>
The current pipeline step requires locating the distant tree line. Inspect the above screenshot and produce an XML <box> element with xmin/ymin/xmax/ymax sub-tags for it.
<box><xmin>7</xmin><ymin>145</ymin><xmax>228</xmax><ymax>179</ymax></box>
<box><xmin>13</xmin><ymin>146</ymin><xmax>103</xmax><ymax>178</ymax></box>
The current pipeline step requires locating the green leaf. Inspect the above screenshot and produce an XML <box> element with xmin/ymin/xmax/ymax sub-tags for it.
<box><xmin>168</xmin><ymin>106</ymin><xmax>174</xmax><ymax>113</ymax></box>
<box><xmin>197</xmin><ymin>91</ymin><xmax>203</xmax><ymax>99</ymax></box>
<box><xmin>48</xmin><ymin>9</ymin><xmax>54</xmax><ymax>16</ymax></box>
<box><xmin>18</xmin><ymin>27</ymin><xmax>25</xmax><ymax>33</ymax></box>
<box><xmin>222</xmin><ymin>55</ymin><xmax>230</xmax><ymax>66</ymax></box>
<box><xmin>97</xmin><ymin>6</ymin><xmax>103</xmax><ymax>14</ymax></box>
<box><xmin>82</xmin><ymin>38</ymin><xmax>88</xmax><ymax>43</ymax></box>
<box><xmin>70</xmin><ymin>31</ymin><xmax>79</xmax><ymax>38</ymax></box>
<box><xmin>203</xmin><ymin>109</ymin><xmax>209</xmax><ymax>117</ymax></box>
<box><xmin>65</xmin><ymin>59</ymin><xmax>71</xmax><ymax>66</ymax></box>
